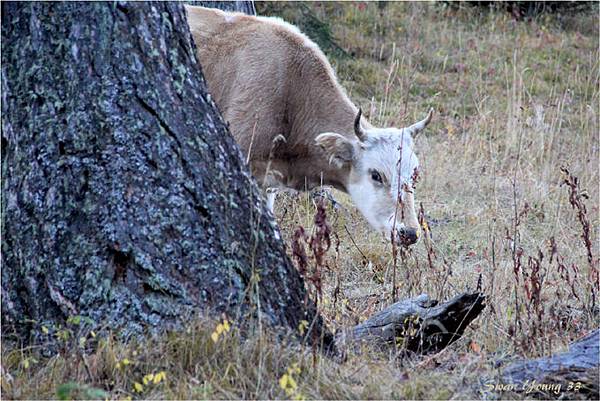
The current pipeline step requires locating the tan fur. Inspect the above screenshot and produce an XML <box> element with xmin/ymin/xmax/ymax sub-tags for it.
<box><xmin>185</xmin><ymin>5</ymin><xmax>366</xmax><ymax>192</ymax></box>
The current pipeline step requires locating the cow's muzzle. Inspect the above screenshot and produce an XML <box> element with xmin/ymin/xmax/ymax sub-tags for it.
<box><xmin>398</xmin><ymin>227</ymin><xmax>419</xmax><ymax>246</ymax></box>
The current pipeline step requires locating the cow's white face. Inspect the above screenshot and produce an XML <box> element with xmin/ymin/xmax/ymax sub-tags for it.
<box><xmin>347</xmin><ymin>128</ymin><xmax>421</xmax><ymax>244</ymax></box>
<box><xmin>316</xmin><ymin>110</ymin><xmax>432</xmax><ymax>246</ymax></box>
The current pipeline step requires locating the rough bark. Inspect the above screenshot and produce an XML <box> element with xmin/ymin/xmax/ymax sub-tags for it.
<box><xmin>336</xmin><ymin>293</ymin><xmax>486</xmax><ymax>355</ymax></box>
<box><xmin>495</xmin><ymin>329</ymin><xmax>599</xmax><ymax>398</ymax></box>
<box><xmin>1</xmin><ymin>1</ymin><xmax>327</xmax><ymax>345</ymax></box>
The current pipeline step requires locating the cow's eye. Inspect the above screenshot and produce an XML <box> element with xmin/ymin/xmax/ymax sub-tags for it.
<box><xmin>370</xmin><ymin>170</ymin><xmax>383</xmax><ymax>184</ymax></box>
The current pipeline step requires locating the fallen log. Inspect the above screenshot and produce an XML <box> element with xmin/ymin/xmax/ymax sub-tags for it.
<box><xmin>488</xmin><ymin>329</ymin><xmax>599</xmax><ymax>399</ymax></box>
<box><xmin>336</xmin><ymin>292</ymin><xmax>486</xmax><ymax>355</ymax></box>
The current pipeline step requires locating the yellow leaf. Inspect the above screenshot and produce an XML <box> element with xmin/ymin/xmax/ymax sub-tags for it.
<box><xmin>216</xmin><ymin>323</ymin><xmax>224</xmax><ymax>335</ymax></box>
<box><xmin>153</xmin><ymin>371</ymin><xmax>166</xmax><ymax>384</ymax></box>
<box><xmin>23</xmin><ymin>359</ymin><xmax>29</xmax><ymax>369</ymax></box>
<box><xmin>122</xmin><ymin>358</ymin><xmax>130</xmax><ymax>366</ymax></box>
<box><xmin>143</xmin><ymin>373</ymin><xmax>154</xmax><ymax>385</ymax></box>
<box><xmin>222</xmin><ymin>320</ymin><xmax>230</xmax><ymax>332</ymax></box>
<box><xmin>298</xmin><ymin>320</ymin><xmax>308</xmax><ymax>335</ymax></box>
<box><xmin>279</xmin><ymin>374</ymin><xmax>289</xmax><ymax>390</ymax></box>
<box><xmin>211</xmin><ymin>332</ymin><xmax>219</xmax><ymax>343</ymax></box>
<box><xmin>287</xmin><ymin>375</ymin><xmax>297</xmax><ymax>389</ymax></box>
<box><xmin>133</xmin><ymin>382</ymin><xmax>143</xmax><ymax>393</ymax></box>
<box><xmin>90</xmin><ymin>331</ymin><xmax>96</xmax><ymax>338</ymax></box>
<box><xmin>41</xmin><ymin>326</ymin><xmax>49</xmax><ymax>334</ymax></box>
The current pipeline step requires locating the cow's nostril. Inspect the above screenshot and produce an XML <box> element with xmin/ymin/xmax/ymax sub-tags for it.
<box><xmin>399</xmin><ymin>227</ymin><xmax>418</xmax><ymax>245</ymax></box>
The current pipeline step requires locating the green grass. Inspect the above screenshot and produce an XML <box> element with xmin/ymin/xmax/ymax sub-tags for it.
<box><xmin>2</xmin><ymin>2</ymin><xmax>598</xmax><ymax>399</ymax></box>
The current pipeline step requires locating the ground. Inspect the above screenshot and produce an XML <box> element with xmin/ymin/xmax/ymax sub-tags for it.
<box><xmin>2</xmin><ymin>2</ymin><xmax>598</xmax><ymax>399</ymax></box>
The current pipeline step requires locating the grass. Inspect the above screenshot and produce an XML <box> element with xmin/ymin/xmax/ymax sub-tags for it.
<box><xmin>2</xmin><ymin>2</ymin><xmax>598</xmax><ymax>400</ymax></box>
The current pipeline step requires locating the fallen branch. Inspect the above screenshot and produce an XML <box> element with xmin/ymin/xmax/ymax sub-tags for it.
<box><xmin>336</xmin><ymin>292</ymin><xmax>485</xmax><ymax>355</ymax></box>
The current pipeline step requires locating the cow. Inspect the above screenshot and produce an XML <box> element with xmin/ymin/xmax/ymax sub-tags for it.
<box><xmin>185</xmin><ymin>5</ymin><xmax>433</xmax><ymax>246</ymax></box>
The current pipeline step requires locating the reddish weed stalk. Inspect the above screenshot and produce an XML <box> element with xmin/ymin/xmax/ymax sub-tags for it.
<box><xmin>560</xmin><ymin>166</ymin><xmax>598</xmax><ymax>313</ymax></box>
<box><xmin>548</xmin><ymin>236</ymin><xmax>585</xmax><ymax>334</ymax></box>
<box><xmin>418</xmin><ymin>202</ymin><xmax>436</xmax><ymax>271</ymax></box>
<box><xmin>505</xmin><ymin>167</ymin><xmax>597</xmax><ymax>353</ymax></box>
<box><xmin>549</xmin><ymin>236</ymin><xmax>581</xmax><ymax>304</ymax></box>
<box><xmin>522</xmin><ymin>249</ymin><xmax>547</xmax><ymax>353</ymax></box>
<box><xmin>290</xmin><ymin>198</ymin><xmax>331</xmax><ymax>307</ymax></box>
<box><xmin>416</xmin><ymin>201</ymin><xmax>454</xmax><ymax>299</ymax></box>
<box><xmin>389</xmin><ymin>143</ymin><xmax>405</xmax><ymax>303</ymax></box>
<box><xmin>290</xmin><ymin>197</ymin><xmax>332</xmax><ymax>365</ymax></box>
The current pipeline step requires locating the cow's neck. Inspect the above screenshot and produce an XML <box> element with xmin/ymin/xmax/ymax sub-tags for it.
<box><xmin>294</xmin><ymin>161</ymin><xmax>350</xmax><ymax>193</ymax></box>
<box><xmin>284</xmin><ymin>51</ymin><xmax>373</xmax><ymax>194</ymax></box>
<box><xmin>287</xmin><ymin>95</ymin><xmax>362</xmax><ymax>194</ymax></box>
<box><xmin>259</xmin><ymin>158</ymin><xmax>349</xmax><ymax>193</ymax></box>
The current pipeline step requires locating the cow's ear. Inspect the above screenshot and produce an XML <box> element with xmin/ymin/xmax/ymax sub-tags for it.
<box><xmin>315</xmin><ymin>132</ymin><xmax>358</xmax><ymax>168</ymax></box>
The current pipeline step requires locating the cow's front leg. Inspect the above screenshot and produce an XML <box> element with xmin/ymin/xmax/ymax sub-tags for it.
<box><xmin>266</xmin><ymin>187</ymin><xmax>278</xmax><ymax>212</ymax></box>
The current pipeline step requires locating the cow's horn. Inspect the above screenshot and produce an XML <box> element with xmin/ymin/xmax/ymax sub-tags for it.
<box><xmin>406</xmin><ymin>108</ymin><xmax>433</xmax><ymax>137</ymax></box>
<box><xmin>354</xmin><ymin>108</ymin><xmax>367</xmax><ymax>141</ymax></box>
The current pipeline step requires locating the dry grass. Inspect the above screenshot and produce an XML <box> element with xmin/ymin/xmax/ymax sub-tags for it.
<box><xmin>2</xmin><ymin>3</ymin><xmax>598</xmax><ymax>400</ymax></box>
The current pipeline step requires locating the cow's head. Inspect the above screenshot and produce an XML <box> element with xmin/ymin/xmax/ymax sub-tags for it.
<box><xmin>316</xmin><ymin>109</ymin><xmax>432</xmax><ymax>246</ymax></box>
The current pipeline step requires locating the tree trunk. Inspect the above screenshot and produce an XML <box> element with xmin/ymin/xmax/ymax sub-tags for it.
<box><xmin>1</xmin><ymin>1</ymin><xmax>327</xmax><ymax>346</ymax></box>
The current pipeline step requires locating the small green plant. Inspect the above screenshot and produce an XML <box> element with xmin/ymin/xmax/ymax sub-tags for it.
<box><xmin>56</xmin><ymin>382</ymin><xmax>108</xmax><ymax>400</ymax></box>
